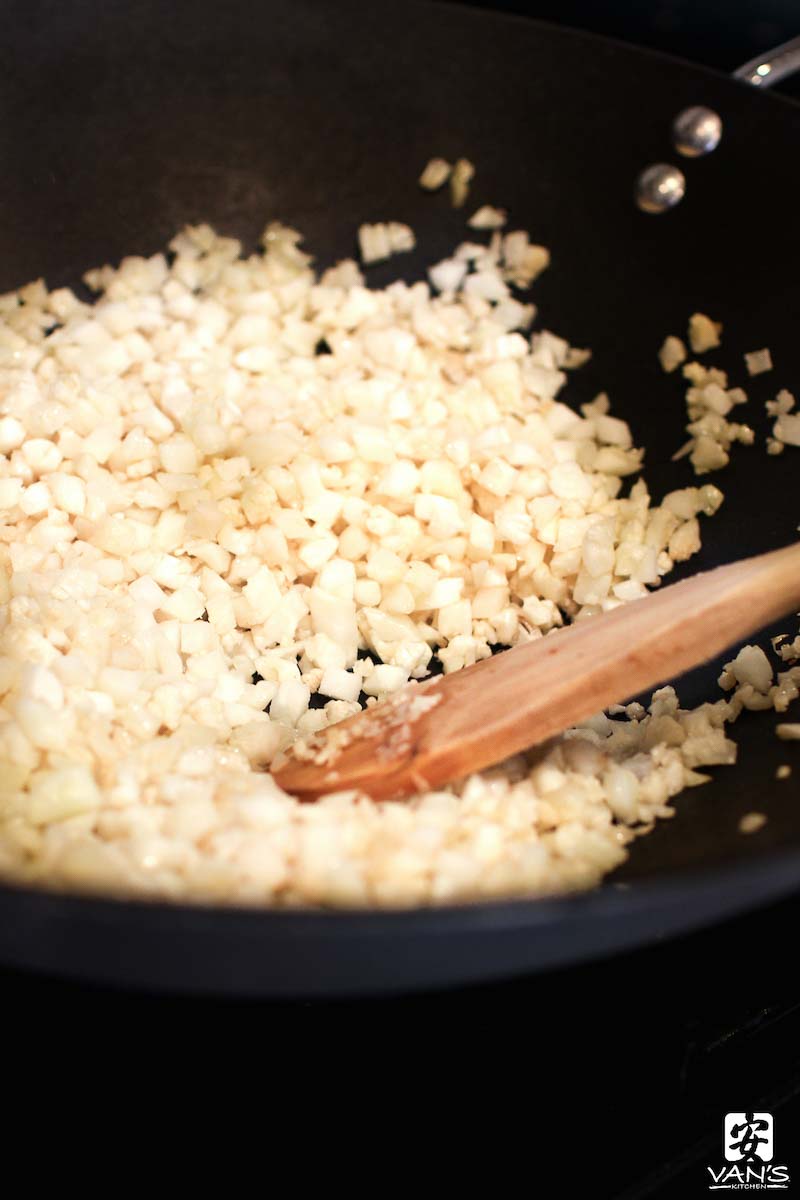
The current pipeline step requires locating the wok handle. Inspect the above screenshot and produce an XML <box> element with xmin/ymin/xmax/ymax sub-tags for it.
<box><xmin>734</xmin><ymin>36</ymin><xmax>800</xmax><ymax>89</ymax></box>
<box><xmin>636</xmin><ymin>35</ymin><xmax>800</xmax><ymax>211</ymax></box>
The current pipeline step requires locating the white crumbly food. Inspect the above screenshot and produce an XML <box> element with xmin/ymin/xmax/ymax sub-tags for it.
<box><xmin>744</xmin><ymin>348</ymin><xmax>773</xmax><ymax>377</ymax></box>
<box><xmin>666</xmin><ymin>330</ymin><xmax>796</xmax><ymax>468</ymax></box>
<box><xmin>767</xmin><ymin>390</ymin><xmax>800</xmax><ymax>452</ymax></box>
<box><xmin>468</xmin><ymin>206</ymin><xmax>507</xmax><ymax>231</ymax></box>
<box><xmin>718</xmin><ymin>645</ymin><xmax>800</xmax><ymax>716</ymax></box>
<box><xmin>658</xmin><ymin>336</ymin><xmax>687</xmax><ymax>374</ymax></box>
<box><xmin>357</xmin><ymin>222</ymin><xmax>416</xmax><ymax>265</ymax></box>
<box><xmin>418</xmin><ymin>158</ymin><xmax>452</xmax><ymax>192</ymax></box>
<box><xmin>0</xmin><ymin>216</ymin><xmax>796</xmax><ymax>907</ymax></box>
<box><xmin>672</xmin><ymin>361</ymin><xmax>754</xmax><ymax>476</ymax></box>
<box><xmin>427</xmin><ymin>229</ymin><xmax>548</xmax><ymax>299</ymax></box>
<box><xmin>775</xmin><ymin>629</ymin><xmax>800</xmax><ymax>664</ymax></box>
<box><xmin>449</xmin><ymin>158</ymin><xmax>475</xmax><ymax>209</ymax></box>
<box><xmin>688</xmin><ymin>312</ymin><xmax>722</xmax><ymax>355</ymax></box>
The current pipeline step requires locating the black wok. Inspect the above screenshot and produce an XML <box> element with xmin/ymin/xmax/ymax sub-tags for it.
<box><xmin>1</xmin><ymin>0</ymin><xmax>799</xmax><ymax>996</ymax></box>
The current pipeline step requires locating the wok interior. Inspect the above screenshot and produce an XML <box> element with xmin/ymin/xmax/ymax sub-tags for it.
<box><xmin>1</xmin><ymin>0</ymin><xmax>799</xmax><ymax>888</ymax></box>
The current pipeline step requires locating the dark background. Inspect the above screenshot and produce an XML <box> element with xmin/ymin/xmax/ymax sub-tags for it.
<box><xmin>457</xmin><ymin>0</ymin><xmax>800</xmax><ymax>82</ymax></box>
<box><xmin>5</xmin><ymin>2</ymin><xmax>800</xmax><ymax>1191</ymax></box>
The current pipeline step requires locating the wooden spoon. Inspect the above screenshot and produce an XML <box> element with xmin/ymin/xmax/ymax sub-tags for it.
<box><xmin>274</xmin><ymin>543</ymin><xmax>800</xmax><ymax>801</ymax></box>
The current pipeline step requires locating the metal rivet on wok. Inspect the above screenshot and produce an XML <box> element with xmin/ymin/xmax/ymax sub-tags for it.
<box><xmin>635</xmin><ymin>163</ymin><xmax>686</xmax><ymax>213</ymax></box>
<box><xmin>672</xmin><ymin>106</ymin><xmax>723</xmax><ymax>157</ymax></box>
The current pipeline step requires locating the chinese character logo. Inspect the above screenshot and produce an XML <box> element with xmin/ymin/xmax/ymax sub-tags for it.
<box><xmin>724</xmin><ymin>1113</ymin><xmax>773</xmax><ymax>1163</ymax></box>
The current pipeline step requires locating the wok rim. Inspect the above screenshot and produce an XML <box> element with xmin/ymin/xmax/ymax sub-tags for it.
<box><xmin>2</xmin><ymin>839</ymin><xmax>799</xmax><ymax>936</ymax></box>
<box><xmin>434</xmin><ymin>0</ymin><xmax>800</xmax><ymax>113</ymax></box>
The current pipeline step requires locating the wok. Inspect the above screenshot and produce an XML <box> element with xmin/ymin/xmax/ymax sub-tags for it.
<box><xmin>0</xmin><ymin>0</ymin><xmax>799</xmax><ymax>996</ymax></box>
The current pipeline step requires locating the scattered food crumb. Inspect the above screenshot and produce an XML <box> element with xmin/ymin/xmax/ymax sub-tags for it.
<box><xmin>501</xmin><ymin>230</ymin><xmax>550</xmax><ymax>288</ymax></box>
<box><xmin>776</xmin><ymin>765</ymin><xmax>792</xmax><ymax>780</ymax></box>
<box><xmin>766</xmin><ymin>389</ymin><xmax>796</xmax><ymax>418</ymax></box>
<box><xmin>450</xmin><ymin>158</ymin><xmax>475</xmax><ymax>208</ymax></box>
<box><xmin>357</xmin><ymin>222</ymin><xmax>415</xmax><ymax>264</ymax></box>
<box><xmin>765</xmin><ymin>390</ymin><xmax>799</xmax><ymax>454</ymax></box>
<box><xmin>688</xmin><ymin>312</ymin><xmax>722</xmax><ymax>354</ymax></box>
<box><xmin>673</xmin><ymin>359</ymin><xmax>752</xmax><ymax>475</ymax></box>
<box><xmin>772</xmin><ymin>411</ymin><xmax>800</xmax><ymax>450</ymax></box>
<box><xmin>565</xmin><ymin>346</ymin><xmax>592</xmax><ymax>368</ymax></box>
<box><xmin>777</xmin><ymin>724</ymin><xmax>800</xmax><ymax>741</ymax></box>
<box><xmin>739</xmin><ymin>812</ymin><xmax>767</xmax><ymax>834</ymax></box>
<box><xmin>428</xmin><ymin>256</ymin><xmax>468</xmax><ymax>294</ymax></box>
<box><xmin>468</xmin><ymin>205</ymin><xmax>507</xmax><ymax>230</ymax></box>
<box><xmin>777</xmin><ymin>636</ymin><xmax>800</xmax><ymax>665</ymax></box>
<box><xmin>418</xmin><ymin>157</ymin><xmax>452</xmax><ymax>191</ymax></box>
<box><xmin>744</xmin><ymin>348</ymin><xmax>773</xmax><ymax>376</ymax></box>
<box><xmin>659</xmin><ymin>335</ymin><xmax>687</xmax><ymax>373</ymax></box>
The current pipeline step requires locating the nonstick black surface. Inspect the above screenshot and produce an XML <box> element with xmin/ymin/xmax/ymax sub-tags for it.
<box><xmin>0</xmin><ymin>0</ymin><xmax>798</xmax><ymax>995</ymax></box>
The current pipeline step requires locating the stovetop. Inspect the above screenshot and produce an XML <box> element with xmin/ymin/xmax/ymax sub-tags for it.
<box><xmin>4</xmin><ymin>3</ymin><xmax>800</xmax><ymax>1192</ymax></box>
<box><xmin>5</xmin><ymin>889</ymin><xmax>800</xmax><ymax>1195</ymax></box>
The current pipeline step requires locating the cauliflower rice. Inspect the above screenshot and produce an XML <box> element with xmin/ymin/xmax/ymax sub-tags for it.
<box><xmin>0</xmin><ymin>212</ymin><xmax>797</xmax><ymax>907</ymax></box>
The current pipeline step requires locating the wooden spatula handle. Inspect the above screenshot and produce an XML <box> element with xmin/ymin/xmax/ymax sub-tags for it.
<box><xmin>414</xmin><ymin>542</ymin><xmax>800</xmax><ymax>788</ymax></box>
<box><xmin>275</xmin><ymin>543</ymin><xmax>800</xmax><ymax>801</ymax></box>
